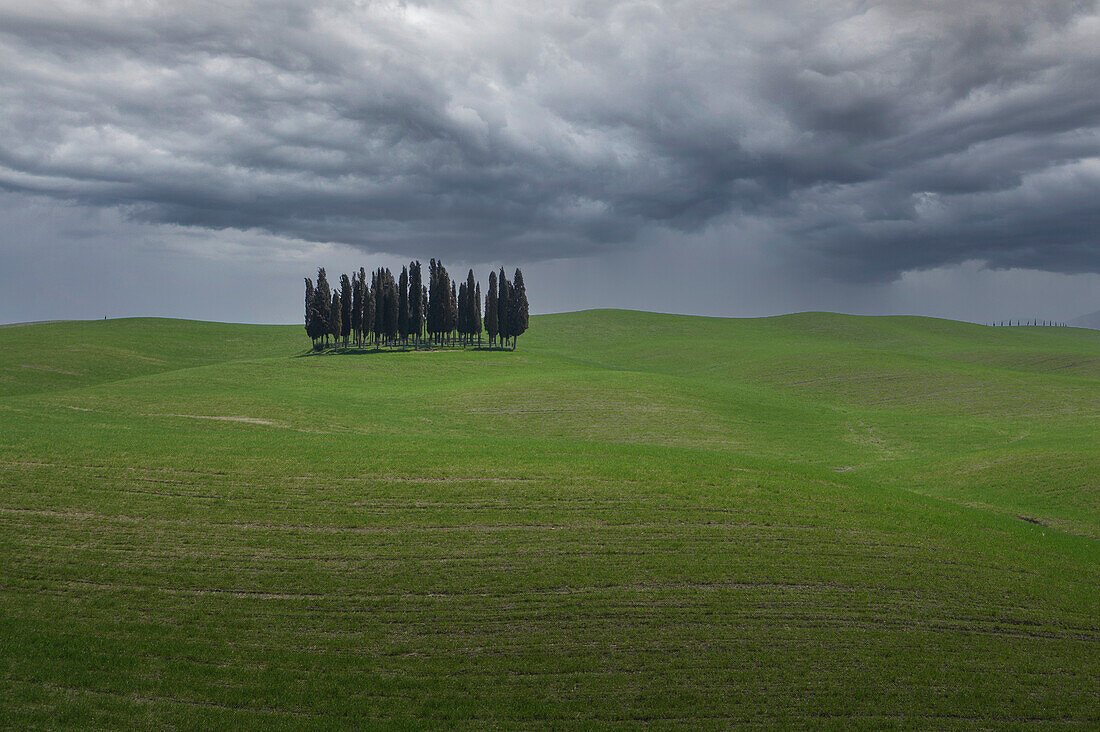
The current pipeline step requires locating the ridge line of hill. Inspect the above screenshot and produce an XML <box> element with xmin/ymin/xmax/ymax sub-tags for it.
<box><xmin>4</xmin><ymin>311</ymin><xmax>1099</xmax><ymax>401</ymax></box>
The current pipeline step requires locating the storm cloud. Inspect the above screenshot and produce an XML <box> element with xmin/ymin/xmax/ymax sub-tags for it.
<box><xmin>1</xmin><ymin>0</ymin><xmax>1098</xmax><ymax>280</ymax></box>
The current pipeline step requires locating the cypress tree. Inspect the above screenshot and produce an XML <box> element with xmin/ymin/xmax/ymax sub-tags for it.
<box><xmin>304</xmin><ymin>277</ymin><xmax>316</xmax><ymax>349</ymax></box>
<box><xmin>358</xmin><ymin>270</ymin><xmax>367</xmax><ymax>346</ymax></box>
<box><xmin>427</xmin><ymin>259</ymin><xmax>440</xmax><ymax>344</ymax></box>
<box><xmin>329</xmin><ymin>291</ymin><xmax>342</xmax><ymax>349</ymax></box>
<box><xmin>368</xmin><ymin>270</ymin><xmax>376</xmax><ymax>344</ymax></box>
<box><xmin>428</xmin><ymin>260</ymin><xmax>452</xmax><ymax>346</ymax></box>
<box><xmin>314</xmin><ymin>267</ymin><xmax>332</xmax><ymax>347</ymax></box>
<box><xmin>376</xmin><ymin>268</ymin><xmax>386</xmax><ymax>345</ymax></box>
<box><xmin>474</xmin><ymin>281</ymin><xmax>483</xmax><ymax>348</ymax></box>
<box><xmin>457</xmin><ymin>280</ymin><xmax>468</xmax><ymax>344</ymax></box>
<box><xmin>384</xmin><ymin>269</ymin><xmax>399</xmax><ymax>346</ymax></box>
<box><xmin>358</xmin><ymin>268</ymin><xmax>367</xmax><ymax>346</ymax></box>
<box><xmin>339</xmin><ymin>274</ymin><xmax>352</xmax><ymax>348</ymax></box>
<box><xmin>375</xmin><ymin>269</ymin><xmax>384</xmax><ymax>345</ymax></box>
<box><xmin>422</xmin><ymin>285</ymin><xmax>429</xmax><ymax>344</ymax></box>
<box><xmin>398</xmin><ymin>266</ymin><xmax>410</xmax><ymax>345</ymax></box>
<box><xmin>351</xmin><ymin>272</ymin><xmax>362</xmax><ymax>348</ymax></box>
<box><xmin>448</xmin><ymin>281</ymin><xmax>458</xmax><ymax>346</ymax></box>
<box><xmin>409</xmin><ymin>261</ymin><xmax>423</xmax><ymax>345</ymax></box>
<box><xmin>485</xmin><ymin>271</ymin><xmax>498</xmax><ymax>347</ymax></box>
<box><xmin>511</xmin><ymin>268</ymin><xmax>529</xmax><ymax>348</ymax></box>
<box><xmin>374</xmin><ymin>268</ymin><xmax>385</xmax><ymax>345</ymax></box>
<box><xmin>497</xmin><ymin>268</ymin><xmax>511</xmax><ymax>349</ymax></box>
<box><xmin>440</xmin><ymin>261</ymin><xmax>449</xmax><ymax>345</ymax></box>
<box><xmin>364</xmin><ymin>272</ymin><xmax>375</xmax><ymax>346</ymax></box>
<box><xmin>464</xmin><ymin>270</ymin><xmax>477</xmax><ymax>345</ymax></box>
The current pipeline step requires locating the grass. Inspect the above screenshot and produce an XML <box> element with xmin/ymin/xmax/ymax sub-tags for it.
<box><xmin>0</xmin><ymin>310</ymin><xmax>1097</xmax><ymax>727</ymax></box>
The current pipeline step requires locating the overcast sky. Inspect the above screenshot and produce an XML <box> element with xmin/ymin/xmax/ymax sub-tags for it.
<box><xmin>1</xmin><ymin>0</ymin><xmax>1099</xmax><ymax>325</ymax></box>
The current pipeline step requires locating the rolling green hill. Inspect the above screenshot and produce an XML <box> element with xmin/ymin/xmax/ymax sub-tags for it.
<box><xmin>1</xmin><ymin>311</ymin><xmax>1097</xmax><ymax>727</ymax></box>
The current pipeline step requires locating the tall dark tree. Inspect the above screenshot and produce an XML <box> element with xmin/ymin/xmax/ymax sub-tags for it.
<box><xmin>421</xmin><ymin>284</ymin><xmax>428</xmax><ymax>343</ymax></box>
<box><xmin>398</xmin><ymin>266</ymin><xmax>410</xmax><ymax>345</ymax></box>
<box><xmin>448</xmin><ymin>281</ymin><xmax>458</xmax><ymax>345</ymax></box>
<box><xmin>485</xmin><ymin>270</ymin><xmax>498</xmax><ymax>348</ymax></box>
<box><xmin>497</xmin><ymin>267</ymin><xmax>512</xmax><ymax>349</ymax></box>
<box><xmin>462</xmin><ymin>269</ymin><xmax>479</xmax><ymax>347</ymax></box>
<box><xmin>383</xmin><ymin>269</ymin><xmax>399</xmax><ymax>345</ymax></box>
<box><xmin>457</xmin><ymin>279</ymin><xmax>468</xmax><ymax>344</ymax></box>
<box><xmin>364</xmin><ymin>271</ymin><xmax>375</xmax><ymax>346</ymax></box>
<box><xmin>426</xmin><ymin>259</ymin><xmax>441</xmax><ymax>343</ymax></box>
<box><xmin>359</xmin><ymin>270</ymin><xmax>368</xmax><ymax>345</ymax></box>
<box><xmin>351</xmin><ymin>272</ymin><xmax>363</xmax><ymax>348</ymax></box>
<box><xmin>511</xmin><ymin>268</ymin><xmax>529</xmax><ymax>348</ymax></box>
<box><xmin>373</xmin><ymin>268</ymin><xmax>386</xmax><ymax>345</ymax></box>
<box><xmin>360</xmin><ymin>267</ymin><xmax>369</xmax><ymax>347</ymax></box>
<box><xmin>374</xmin><ymin>268</ymin><xmax>385</xmax><ymax>345</ymax></box>
<box><xmin>409</xmin><ymin>260</ymin><xmax>423</xmax><ymax>345</ymax></box>
<box><xmin>339</xmin><ymin>273</ymin><xmax>352</xmax><ymax>348</ymax></box>
<box><xmin>428</xmin><ymin>259</ymin><xmax>452</xmax><ymax>345</ymax></box>
<box><xmin>314</xmin><ymin>267</ymin><xmax>332</xmax><ymax>347</ymax></box>
<box><xmin>474</xmin><ymin>281</ymin><xmax>483</xmax><ymax>347</ymax></box>
<box><xmin>329</xmin><ymin>291</ymin><xmax>342</xmax><ymax>349</ymax></box>
<box><xmin>304</xmin><ymin>277</ymin><xmax>317</xmax><ymax>348</ymax></box>
<box><xmin>463</xmin><ymin>269</ymin><xmax>479</xmax><ymax>346</ymax></box>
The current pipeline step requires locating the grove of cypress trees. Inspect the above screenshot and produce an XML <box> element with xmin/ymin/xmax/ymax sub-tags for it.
<box><xmin>304</xmin><ymin>261</ymin><xmax>526</xmax><ymax>351</ymax></box>
<box><xmin>511</xmin><ymin>268</ymin><xmax>529</xmax><ymax>348</ymax></box>
<box><xmin>485</xmin><ymin>270</ymin><xmax>498</xmax><ymax>347</ymax></box>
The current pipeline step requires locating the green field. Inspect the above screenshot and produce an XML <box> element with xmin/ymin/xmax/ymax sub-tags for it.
<box><xmin>1</xmin><ymin>311</ymin><xmax>1097</xmax><ymax>727</ymax></box>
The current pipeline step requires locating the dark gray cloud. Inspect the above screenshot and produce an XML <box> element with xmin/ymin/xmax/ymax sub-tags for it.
<box><xmin>0</xmin><ymin>0</ymin><xmax>1098</xmax><ymax>280</ymax></box>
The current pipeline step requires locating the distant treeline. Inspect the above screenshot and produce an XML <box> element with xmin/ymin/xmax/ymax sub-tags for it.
<box><xmin>304</xmin><ymin>260</ymin><xmax>528</xmax><ymax>350</ymax></box>
<box><xmin>990</xmin><ymin>320</ymin><xmax>1068</xmax><ymax>327</ymax></box>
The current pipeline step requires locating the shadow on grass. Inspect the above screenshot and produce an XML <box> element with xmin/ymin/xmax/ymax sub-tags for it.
<box><xmin>293</xmin><ymin>344</ymin><xmax>516</xmax><ymax>358</ymax></box>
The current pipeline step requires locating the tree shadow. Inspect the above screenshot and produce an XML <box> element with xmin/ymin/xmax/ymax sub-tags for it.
<box><xmin>293</xmin><ymin>344</ymin><xmax>517</xmax><ymax>357</ymax></box>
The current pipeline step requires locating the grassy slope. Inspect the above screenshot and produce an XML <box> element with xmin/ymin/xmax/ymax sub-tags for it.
<box><xmin>0</xmin><ymin>318</ymin><xmax>303</xmax><ymax>396</ymax></box>
<box><xmin>0</xmin><ymin>311</ymin><xmax>1097</xmax><ymax>727</ymax></box>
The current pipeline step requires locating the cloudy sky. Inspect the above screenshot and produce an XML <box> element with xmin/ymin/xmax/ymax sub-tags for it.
<box><xmin>1</xmin><ymin>0</ymin><xmax>1099</xmax><ymax>324</ymax></box>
